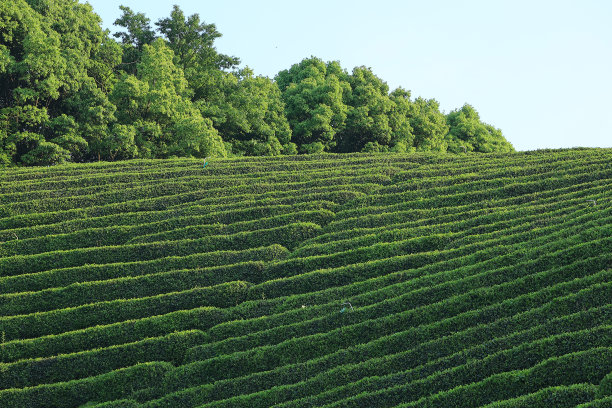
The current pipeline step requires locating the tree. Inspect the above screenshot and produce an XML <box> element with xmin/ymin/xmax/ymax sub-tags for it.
<box><xmin>0</xmin><ymin>0</ymin><xmax>118</xmax><ymax>165</ymax></box>
<box><xmin>387</xmin><ymin>88</ymin><xmax>415</xmax><ymax>153</ymax></box>
<box><xmin>276</xmin><ymin>57</ymin><xmax>350</xmax><ymax>153</ymax></box>
<box><xmin>446</xmin><ymin>104</ymin><xmax>514</xmax><ymax>153</ymax></box>
<box><xmin>112</xmin><ymin>6</ymin><xmax>156</xmax><ymax>75</ymax></box>
<box><xmin>409</xmin><ymin>97</ymin><xmax>449</xmax><ymax>152</ymax></box>
<box><xmin>336</xmin><ymin>67</ymin><xmax>413</xmax><ymax>153</ymax></box>
<box><xmin>114</xmin><ymin>5</ymin><xmax>239</xmax><ymax>99</ymax></box>
<box><xmin>156</xmin><ymin>5</ymin><xmax>238</xmax><ymax>74</ymax></box>
<box><xmin>110</xmin><ymin>38</ymin><xmax>226</xmax><ymax>158</ymax></box>
<box><xmin>197</xmin><ymin>68</ymin><xmax>292</xmax><ymax>156</ymax></box>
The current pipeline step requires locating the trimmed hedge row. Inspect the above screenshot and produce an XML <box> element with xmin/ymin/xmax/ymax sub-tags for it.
<box><xmin>1</xmin><ymin>150</ymin><xmax>610</xmax><ymax>406</ymax></box>
<box><xmin>1</xmin><ymin>306</ymin><xmax>230</xmax><ymax>363</ymax></box>
<box><xmin>209</xmin><ymin>238</ymin><xmax>609</xmax><ymax>344</ymax></box>
<box><xmin>291</xmin><ymin>197</ymin><xmax>597</xmax><ymax>259</ymax></box>
<box><xmin>394</xmin><ymin>348</ymin><xmax>612</xmax><ymax>408</ymax></box>
<box><xmin>0</xmin><ymin>148</ymin><xmax>599</xmax><ymax>184</ymax></box>
<box><xmin>0</xmin><ymin>193</ymin><xmax>339</xmax><ymax>243</ymax></box>
<box><xmin>0</xmin><ymin>171</ymin><xmax>384</xmax><ymax>218</ymax></box>
<box><xmin>0</xmin><ymin>245</ymin><xmax>288</xmax><ymax>295</ymax></box>
<box><xmin>194</xmin><ymin>327</ymin><xmax>612</xmax><ymax>408</ymax></box>
<box><xmin>0</xmin><ymin>281</ymin><xmax>250</xmax><ymax>341</ymax></box>
<box><xmin>1</xmin><ymin>261</ymin><xmax>264</xmax><ymax>316</ymax></box>
<box><xmin>0</xmin><ymin>178</ymin><xmax>355</xmax><ymax>230</ymax></box>
<box><xmin>479</xmin><ymin>384</ymin><xmax>598</xmax><ymax>408</ymax></box>
<box><xmin>159</xmin><ymin>183</ymin><xmax>364</xmax><ymax>211</ymax></box>
<box><xmin>295</xmin><ymin>182</ymin><xmax>608</xmax><ymax>255</ymax></box>
<box><xmin>127</xmin><ymin>210</ymin><xmax>335</xmax><ymax>245</ymax></box>
<box><xmin>163</xmin><ymin>263</ymin><xmax>610</xmax><ymax>392</ymax></box>
<box><xmin>335</xmin><ymin>175</ymin><xmax>612</xmax><ymax>223</ymax></box>
<box><xmin>0</xmin><ymin>222</ymin><xmax>313</xmax><ymax>276</ymax></box>
<box><xmin>381</xmin><ymin>159</ymin><xmax>612</xmax><ymax>200</ymax></box>
<box><xmin>261</xmin><ymin>308</ymin><xmax>612</xmax><ymax>408</ymax></box>
<box><xmin>80</xmin><ymin>399</ymin><xmax>140</xmax><ymax>408</ymax></box>
<box><xmin>202</xmin><ymin>234</ymin><xmax>609</xmax><ymax>346</ymax></box>
<box><xmin>350</xmin><ymin>174</ymin><xmax>609</xmax><ymax>222</ymax></box>
<box><xmin>200</xmin><ymin>250</ymin><xmax>611</xmax><ymax>363</ymax></box>
<box><xmin>0</xmin><ymin>362</ymin><xmax>173</xmax><ymax>408</ymax></box>
<box><xmin>208</xmin><ymin>225</ymin><xmax>611</xmax><ymax>347</ymax></box>
<box><xmin>598</xmin><ymin>371</ymin><xmax>612</xmax><ymax>398</ymax></box>
<box><xmin>263</xmin><ymin>233</ymin><xmax>453</xmax><ymax>280</ymax></box>
<box><xmin>293</xmin><ymin>340</ymin><xmax>610</xmax><ymax>408</ymax></box>
<box><xmin>188</xmin><ymin>244</ymin><xmax>610</xmax><ymax>361</ymax></box>
<box><xmin>0</xmin><ymin>163</ymin><xmax>394</xmax><ymax>198</ymax></box>
<box><xmin>384</xmin><ymin>154</ymin><xmax>610</xmax><ymax>193</ymax></box>
<box><xmin>255</xmin><ymin>221</ymin><xmax>612</xmax><ymax>300</ymax></box>
<box><xmin>145</xmin><ymin>278</ymin><xmax>610</xmax><ymax>407</ymax></box>
<box><xmin>0</xmin><ymin>330</ymin><xmax>207</xmax><ymax>390</ymax></box>
<box><xmin>577</xmin><ymin>396</ymin><xmax>612</xmax><ymax>408</ymax></box>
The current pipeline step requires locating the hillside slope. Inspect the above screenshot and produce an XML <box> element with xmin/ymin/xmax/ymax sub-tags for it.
<box><xmin>0</xmin><ymin>149</ymin><xmax>611</xmax><ymax>407</ymax></box>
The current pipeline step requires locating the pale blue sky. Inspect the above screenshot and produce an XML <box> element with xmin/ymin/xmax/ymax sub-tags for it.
<box><xmin>87</xmin><ymin>0</ymin><xmax>612</xmax><ymax>151</ymax></box>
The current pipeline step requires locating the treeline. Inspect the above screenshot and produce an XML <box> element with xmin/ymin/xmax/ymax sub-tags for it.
<box><xmin>0</xmin><ymin>0</ymin><xmax>514</xmax><ymax>166</ymax></box>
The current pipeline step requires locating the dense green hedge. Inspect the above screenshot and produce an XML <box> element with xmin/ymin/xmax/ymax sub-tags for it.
<box><xmin>0</xmin><ymin>195</ymin><xmax>337</xmax><ymax>243</ymax></box>
<box><xmin>0</xmin><ymin>362</ymin><xmax>173</xmax><ymax>408</ymax></box>
<box><xmin>597</xmin><ymin>371</ymin><xmax>612</xmax><ymax>398</ymax></box>
<box><xmin>163</xmin><ymin>265</ymin><xmax>609</xmax><ymax>392</ymax></box>
<box><xmin>0</xmin><ymin>282</ymin><xmax>249</xmax><ymax>341</ymax></box>
<box><xmin>0</xmin><ymin>226</ymin><xmax>300</xmax><ymax>276</ymax></box>
<box><xmin>140</xmin><ymin>292</ymin><xmax>610</xmax><ymax>407</ymax></box>
<box><xmin>0</xmin><ymin>164</ymin><xmax>394</xmax><ymax>198</ymax></box>
<box><xmin>385</xmin><ymin>159</ymin><xmax>611</xmax><ymax>197</ymax></box>
<box><xmin>0</xmin><ymin>151</ymin><xmax>610</xmax><ymax>407</ymax></box>
<box><xmin>479</xmin><ymin>384</ymin><xmax>598</xmax><ymax>408</ymax></box>
<box><xmin>188</xmin><ymin>251</ymin><xmax>611</xmax><ymax>362</ymax></box>
<box><xmin>0</xmin><ymin>330</ymin><xmax>207</xmax><ymax>390</ymax></box>
<box><xmin>336</xmin><ymin>175</ymin><xmax>612</xmax><ymax>224</ymax></box>
<box><xmin>303</xmin><ymin>182</ymin><xmax>608</xmax><ymax>247</ymax></box>
<box><xmin>190</xmin><ymin>328</ymin><xmax>611</xmax><ymax>408</ymax></box>
<box><xmin>252</xmin><ymin>227</ymin><xmax>612</xmax><ymax>301</ymax></box>
<box><xmin>394</xmin><ymin>348</ymin><xmax>612</xmax><ymax>408</ymax></box>
<box><xmin>1</xmin><ymin>261</ymin><xmax>263</xmax><ymax>316</ymax></box>
<box><xmin>285</xmin><ymin>327</ymin><xmax>612</xmax><ymax>408</ymax></box>
<box><xmin>0</xmin><ymin>171</ymin><xmax>381</xmax><ymax>218</ymax></box>
<box><xmin>210</xmin><ymin>234</ymin><xmax>609</xmax><ymax>347</ymax></box>
<box><xmin>126</xmin><ymin>210</ymin><xmax>335</xmax><ymax>244</ymax></box>
<box><xmin>0</xmin><ymin>245</ymin><xmax>287</xmax><ymax>294</ymax></box>
<box><xmin>80</xmin><ymin>399</ymin><xmax>140</xmax><ymax>408</ymax></box>
<box><xmin>1</xmin><ymin>306</ymin><xmax>229</xmax><ymax>363</ymax></box>
<box><xmin>0</xmin><ymin>181</ymin><xmax>350</xmax><ymax>231</ymax></box>
<box><xmin>294</xmin><ymin>187</ymin><xmax>604</xmax><ymax>257</ymax></box>
<box><xmin>577</xmin><ymin>396</ymin><xmax>612</xmax><ymax>408</ymax></box>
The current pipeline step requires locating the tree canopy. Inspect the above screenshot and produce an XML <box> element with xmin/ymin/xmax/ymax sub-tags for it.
<box><xmin>0</xmin><ymin>0</ymin><xmax>514</xmax><ymax>166</ymax></box>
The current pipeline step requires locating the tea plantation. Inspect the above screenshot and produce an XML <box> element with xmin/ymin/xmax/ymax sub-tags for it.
<box><xmin>0</xmin><ymin>149</ymin><xmax>611</xmax><ymax>407</ymax></box>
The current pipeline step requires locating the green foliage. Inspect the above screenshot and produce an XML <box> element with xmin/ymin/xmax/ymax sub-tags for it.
<box><xmin>0</xmin><ymin>84</ymin><xmax>607</xmax><ymax>408</ymax></box>
<box><xmin>337</xmin><ymin>68</ymin><xmax>412</xmax><ymax>153</ymax></box>
<box><xmin>0</xmin><ymin>2</ymin><xmax>515</xmax><ymax>166</ymax></box>
<box><xmin>0</xmin><ymin>0</ymin><xmax>116</xmax><ymax>165</ymax></box>
<box><xmin>196</xmin><ymin>69</ymin><xmax>292</xmax><ymax>156</ymax></box>
<box><xmin>597</xmin><ymin>371</ymin><xmax>612</xmax><ymax>398</ymax></box>
<box><xmin>155</xmin><ymin>5</ymin><xmax>239</xmax><ymax>85</ymax></box>
<box><xmin>409</xmin><ymin>97</ymin><xmax>449</xmax><ymax>152</ymax></box>
<box><xmin>110</xmin><ymin>38</ymin><xmax>226</xmax><ymax>158</ymax></box>
<box><xmin>112</xmin><ymin>5</ymin><xmax>156</xmax><ymax>74</ymax></box>
<box><xmin>0</xmin><ymin>362</ymin><xmax>172</xmax><ymax>408</ymax></box>
<box><xmin>446</xmin><ymin>104</ymin><xmax>515</xmax><ymax>153</ymax></box>
<box><xmin>479</xmin><ymin>384</ymin><xmax>598</xmax><ymax>408</ymax></box>
<box><xmin>276</xmin><ymin>57</ymin><xmax>351</xmax><ymax>152</ymax></box>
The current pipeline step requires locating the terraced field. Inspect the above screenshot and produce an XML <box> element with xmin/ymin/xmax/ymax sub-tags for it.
<box><xmin>1</xmin><ymin>149</ymin><xmax>611</xmax><ymax>408</ymax></box>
